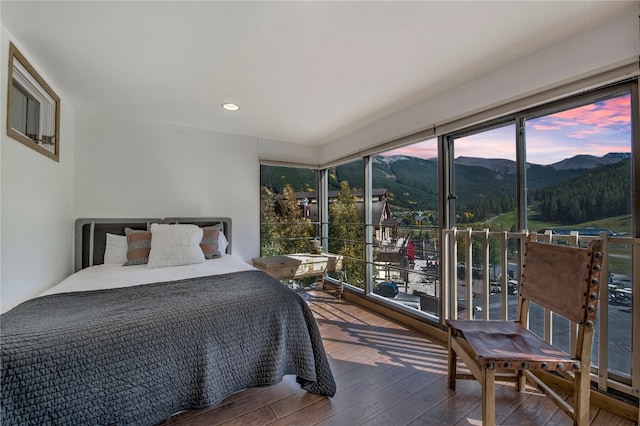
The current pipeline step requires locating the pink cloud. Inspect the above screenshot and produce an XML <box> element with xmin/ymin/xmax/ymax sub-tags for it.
<box><xmin>567</xmin><ymin>127</ymin><xmax>603</xmax><ymax>139</ymax></box>
<box><xmin>545</xmin><ymin>95</ymin><xmax>630</xmax><ymax>129</ymax></box>
<box><xmin>531</xmin><ymin>124</ymin><xmax>562</xmax><ymax>131</ymax></box>
<box><xmin>382</xmin><ymin>139</ymin><xmax>438</xmax><ymax>159</ymax></box>
<box><xmin>380</xmin><ymin>95</ymin><xmax>630</xmax><ymax>164</ymax></box>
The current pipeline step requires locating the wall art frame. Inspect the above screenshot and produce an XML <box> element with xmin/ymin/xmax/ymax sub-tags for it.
<box><xmin>6</xmin><ymin>42</ymin><xmax>60</xmax><ymax>162</ymax></box>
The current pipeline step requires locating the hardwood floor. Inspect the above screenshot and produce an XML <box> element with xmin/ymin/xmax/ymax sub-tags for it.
<box><xmin>163</xmin><ymin>291</ymin><xmax>635</xmax><ymax>425</ymax></box>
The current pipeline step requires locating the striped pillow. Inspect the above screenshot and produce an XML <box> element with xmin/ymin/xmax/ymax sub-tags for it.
<box><xmin>123</xmin><ymin>228</ymin><xmax>152</xmax><ymax>266</ymax></box>
<box><xmin>200</xmin><ymin>226</ymin><xmax>222</xmax><ymax>259</ymax></box>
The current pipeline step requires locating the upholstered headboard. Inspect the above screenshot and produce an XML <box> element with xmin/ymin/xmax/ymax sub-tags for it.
<box><xmin>74</xmin><ymin>217</ymin><xmax>232</xmax><ymax>272</ymax></box>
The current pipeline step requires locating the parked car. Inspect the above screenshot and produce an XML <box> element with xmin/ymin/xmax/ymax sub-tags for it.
<box><xmin>374</xmin><ymin>281</ymin><xmax>399</xmax><ymax>298</ymax></box>
<box><xmin>609</xmin><ymin>287</ymin><xmax>632</xmax><ymax>306</ymax></box>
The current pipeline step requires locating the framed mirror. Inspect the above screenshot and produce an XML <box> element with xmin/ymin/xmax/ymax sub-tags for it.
<box><xmin>6</xmin><ymin>42</ymin><xmax>60</xmax><ymax>162</ymax></box>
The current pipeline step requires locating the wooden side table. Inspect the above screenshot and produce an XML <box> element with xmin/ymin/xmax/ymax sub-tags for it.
<box><xmin>252</xmin><ymin>253</ymin><xmax>343</xmax><ymax>281</ymax></box>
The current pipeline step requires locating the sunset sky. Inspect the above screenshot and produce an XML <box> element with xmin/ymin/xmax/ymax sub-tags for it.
<box><xmin>382</xmin><ymin>93</ymin><xmax>631</xmax><ymax>165</ymax></box>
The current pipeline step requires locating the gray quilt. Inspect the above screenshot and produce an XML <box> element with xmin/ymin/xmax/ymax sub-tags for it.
<box><xmin>1</xmin><ymin>270</ymin><xmax>336</xmax><ymax>425</ymax></box>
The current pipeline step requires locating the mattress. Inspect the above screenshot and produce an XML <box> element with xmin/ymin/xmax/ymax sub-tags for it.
<box><xmin>42</xmin><ymin>254</ymin><xmax>256</xmax><ymax>295</ymax></box>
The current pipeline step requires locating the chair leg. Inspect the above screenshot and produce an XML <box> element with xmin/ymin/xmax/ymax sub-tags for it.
<box><xmin>573</xmin><ymin>370</ymin><xmax>590</xmax><ymax>426</ymax></box>
<box><xmin>516</xmin><ymin>369</ymin><xmax>526</xmax><ymax>392</ymax></box>
<box><xmin>482</xmin><ymin>367</ymin><xmax>496</xmax><ymax>426</ymax></box>
<box><xmin>448</xmin><ymin>334</ymin><xmax>457</xmax><ymax>390</ymax></box>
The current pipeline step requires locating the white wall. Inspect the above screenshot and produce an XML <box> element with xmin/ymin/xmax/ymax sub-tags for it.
<box><xmin>1</xmin><ymin>27</ymin><xmax>75</xmax><ymax>313</ymax></box>
<box><xmin>73</xmin><ymin>111</ymin><xmax>260</xmax><ymax>263</ymax></box>
<box><xmin>320</xmin><ymin>5</ymin><xmax>640</xmax><ymax>164</ymax></box>
<box><xmin>258</xmin><ymin>137</ymin><xmax>320</xmax><ymax>166</ymax></box>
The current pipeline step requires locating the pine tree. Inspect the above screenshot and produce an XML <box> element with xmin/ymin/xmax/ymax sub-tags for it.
<box><xmin>260</xmin><ymin>186</ymin><xmax>283</xmax><ymax>256</ymax></box>
<box><xmin>261</xmin><ymin>184</ymin><xmax>316</xmax><ymax>256</ymax></box>
<box><xmin>328</xmin><ymin>181</ymin><xmax>365</xmax><ymax>287</ymax></box>
<box><xmin>275</xmin><ymin>185</ymin><xmax>316</xmax><ymax>254</ymax></box>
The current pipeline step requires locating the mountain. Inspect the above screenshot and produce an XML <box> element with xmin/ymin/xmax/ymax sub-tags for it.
<box><xmin>260</xmin><ymin>166</ymin><xmax>316</xmax><ymax>194</ymax></box>
<box><xmin>455</xmin><ymin>157</ymin><xmax>517</xmax><ymax>174</ymax></box>
<box><xmin>531</xmin><ymin>158</ymin><xmax>632</xmax><ymax>223</ymax></box>
<box><xmin>377</xmin><ymin>155</ymin><xmax>415</xmax><ymax>164</ymax></box>
<box><xmin>262</xmin><ymin>153</ymin><xmax>629</xmax><ymax>213</ymax></box>
<box><xmin>454</xmin><ymin>153</ymin><xmax>631</xmax><ymax>172</ymax></box>
<box><xmin>371</xmin><ymin>156</ymin><xmax>438</xmax><ymax>210</ymax></box>
<box><xmin>372</xmin><ymin>155</ymin><xmax>591</xmax><ymax>211</ymax></box>
<box><xmin>550</xmin><ymin>152</ymin><xmax>630</xmax><ymax>170</ymax></box>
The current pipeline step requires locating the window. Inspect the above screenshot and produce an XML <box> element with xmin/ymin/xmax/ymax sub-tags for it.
<box><xmin>371</xmin><ymin>139</ymin><xmax>441</xmax><ymax>318</ymax></box>
<box><xmin>450</xmin><ymin>124</ymin><xmax>518</xmax><ymax>319</ymax></box>
<box><xmin>525</xmin><ymin>92</ymin><xmax>633</xmax><ymax>378</ymax></box>
<box><xmin>259</xmin><ymin>165</ymin><xmax>318</xmax><ymax>257</ymax></box>
<box><xmin>10</xmin><ymin>83</ymin><xmax>40</xmax><ymax>139</ymax></box>
<box><xmin>452</xmin><ymin>124</ymin><xmax>517</xmax><ymax>231</ymax></box>
<box><xmin>326</xmin><ymin>160</ymin><xmax>365</xmax><ymax>289</ymax></box>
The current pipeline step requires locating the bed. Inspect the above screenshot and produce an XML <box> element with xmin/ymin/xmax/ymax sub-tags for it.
<box><xmin>1</xmin><ymin>217</ymin><xmax>336</xmax><ymax>425</ymax></box>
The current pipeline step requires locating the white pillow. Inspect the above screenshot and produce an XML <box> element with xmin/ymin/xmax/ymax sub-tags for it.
<box><xmin>147</xmin><ymin>224</ymin><xmax>205</xmax><ymax>269</ymax></box>
<box><xmin>104</xmin><ymin>233</ymin><xmax>128</xmax><ymax>265</ymax></box>
<box><xmin>218</xmin><ymin>231</ymin><xmax>229</xmax><ymax>254</ymax></box>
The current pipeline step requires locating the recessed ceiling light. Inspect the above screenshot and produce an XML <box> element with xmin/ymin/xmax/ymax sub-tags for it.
<box><xmin>222</xmin><ymin>103</ymin><xmax>239</xmax><ymax>111</ymax></box>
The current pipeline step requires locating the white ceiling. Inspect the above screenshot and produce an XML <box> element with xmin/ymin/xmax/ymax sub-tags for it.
<box><xmin>1</xmin><ymin>1</ymin><xmax>634</xmax><ymax>146</ymax></box>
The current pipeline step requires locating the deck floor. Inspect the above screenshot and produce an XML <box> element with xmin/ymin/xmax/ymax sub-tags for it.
<box><xmin>163</xmin><ymin>291</ymin><xmax>635</xmax><ymax>425</ymax></box>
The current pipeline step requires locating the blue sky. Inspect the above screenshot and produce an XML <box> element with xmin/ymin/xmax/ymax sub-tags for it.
<box><xmin>382</xmin><ymin>94</ymin><xmax>631</xmax><ymax>165</ymax></box>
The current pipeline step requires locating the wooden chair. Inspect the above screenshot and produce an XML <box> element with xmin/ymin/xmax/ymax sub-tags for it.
<box><xmin>447</xmin><ymin>237</ymin><xmax>604</xmax><ymax>426</ymax></box>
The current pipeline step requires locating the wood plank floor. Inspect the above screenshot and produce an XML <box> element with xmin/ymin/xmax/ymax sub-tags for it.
<box><xmin>162</xmin><ymin>291</ymin><xmax>635</xmax><ymax>425</ymax></box>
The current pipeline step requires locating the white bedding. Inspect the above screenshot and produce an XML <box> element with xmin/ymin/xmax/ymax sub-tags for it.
<box><xmin>42</xmin><ymin>254</ymin><xmax>256</xmax><ymax>296</ymax></box>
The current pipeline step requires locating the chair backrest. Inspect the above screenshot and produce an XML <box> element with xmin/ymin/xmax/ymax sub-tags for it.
<box><xmin>518</xmin><ymin>238</ymin><xmax>603</xmax><ymax>328</ymax></box>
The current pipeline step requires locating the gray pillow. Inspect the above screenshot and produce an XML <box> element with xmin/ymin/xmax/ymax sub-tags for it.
<box><xmin>200</xmin><ymin>224</ymin><xmax>223</xmax><ymax>259</ymax></box>
<box><xmin>123</xmin><ymin>227</ymin><xmax>152</xmax><ymax>266</ymax></box>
